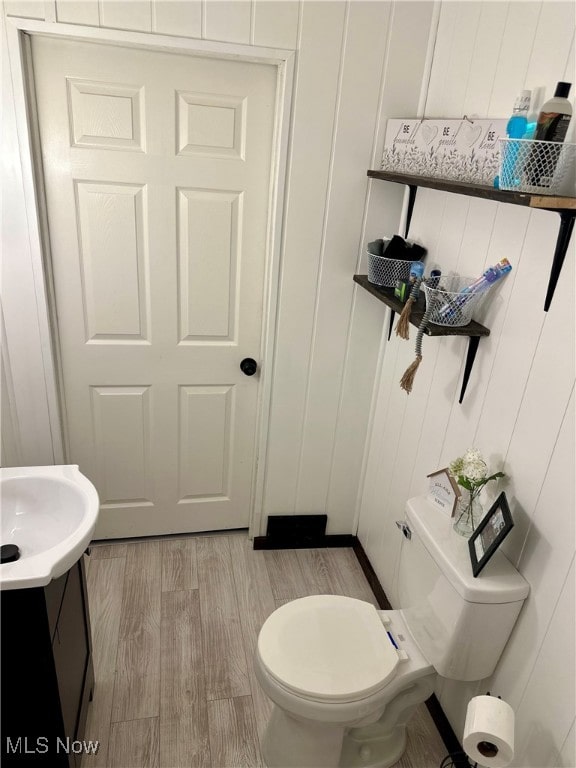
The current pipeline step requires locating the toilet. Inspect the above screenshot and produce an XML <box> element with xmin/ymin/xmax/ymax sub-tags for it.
<box><xmin>255</xmin><ymin>497</ymin><xmax>529</xmax><ymax>768</ymax></box>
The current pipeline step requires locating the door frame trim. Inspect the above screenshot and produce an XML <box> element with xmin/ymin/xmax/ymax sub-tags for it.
<box><xmin>5</xmin><ymin>16</ymin><xmax>295</xmax><ymax>537</ymax></box>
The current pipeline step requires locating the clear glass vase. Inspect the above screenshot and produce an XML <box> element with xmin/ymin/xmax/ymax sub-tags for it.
<box><xmin>453</xmin><ymin>491</ymin><xmax>483</xmax><ymax>538</ymax></box>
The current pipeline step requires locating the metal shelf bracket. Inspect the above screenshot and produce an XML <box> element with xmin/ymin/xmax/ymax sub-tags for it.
<box><xmin>544</xmin><ymin>211</ymin><xmax>575</xmax><ymax>311</ymax></box>
<box><xmin>460</xmin><ymin>336</ymin><xmax>480</xmax><ymax>404</ymax></box>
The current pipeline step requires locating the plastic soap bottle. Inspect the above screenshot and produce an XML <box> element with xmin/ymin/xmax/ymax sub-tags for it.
<box><xmin>494</xmin><ymin>90</ymin><xmax>531</xmax><ymax>188</ymax></box>
<box><xmin>530</xmin><ymin>82</ymin><xmax>573</xmax><ymax>187</ymax></box>
<box><xmin>534</xmin><ymin>82</ymin><xmax>572</xmax><ymax>142</ymax></box>
<box><xmin>508</xmin><ymin>90</ymin><xmax>531</xmax><ymax>138</ymax></box>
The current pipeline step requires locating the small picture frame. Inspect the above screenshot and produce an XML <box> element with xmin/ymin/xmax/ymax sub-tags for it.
<box><xmin>469</xmin><ymin>492</ymin><xmax>514</xmax><ymax>577</ymax></box>
<box><xmin>426</xmin><ymin>468</ymin><xmax>461</xmax><ymax>517</ymax></box>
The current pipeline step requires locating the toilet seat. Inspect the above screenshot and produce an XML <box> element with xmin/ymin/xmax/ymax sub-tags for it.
<box><xmin>257</xmin><ymin>595</ymin><xmax>401</xmax><ymax>703</ymax></box>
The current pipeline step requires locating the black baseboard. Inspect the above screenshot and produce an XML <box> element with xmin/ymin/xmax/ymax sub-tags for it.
<box><xmin>254</xmin><ymin>534</ymin><xmax>356</xmax><ymax>550</ymax></box>
<box><xmin>254</xmin><ymin>514</ymin><xmax>356</xmax><ymax>550</ymax></box>
<box><xmin>351</xmin><ymin>538</ymin><xmax>392</xmax><ymax>610</ymax></box>
<box><xmin>425</xmin><ymin>698</ymin><xmax>470</xmax><ymax>766</ymax></box>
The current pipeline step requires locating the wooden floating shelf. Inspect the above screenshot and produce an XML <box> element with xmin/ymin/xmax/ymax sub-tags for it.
<box><xmin>353</xmin><ymin>276</ymin><xmax>489</xmax><ymax>338</ymax></box>
<box><xmin>367</xmin><ymin>170</ymin><xmax>576</xmax><ymax>311</ymax></box>
<box><xmin>367</xmin><ymin>170</ymin><xmax>576</xmax><ymax>212</ymax></box>
<box><xmin>354</xmin><ymin>275</ymin><xmax>489</xmax><ymax>403</ymax></box>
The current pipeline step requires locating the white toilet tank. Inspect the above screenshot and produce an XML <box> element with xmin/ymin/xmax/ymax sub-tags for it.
<box><xmin>398</xmin><ymin>497</ymin><xmax>529</xmax><ymax>682</ymax></box>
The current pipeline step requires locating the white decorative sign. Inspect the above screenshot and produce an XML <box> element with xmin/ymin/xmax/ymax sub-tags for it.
<box><xmin>381</xmin><ymin>119</ymin><xmax>507</xmax><ymax>185</ymax></box>
<box><xmin>426</xmin><ymin>468</ymin><xmax>461</xmax><ymax>517</ymax></box>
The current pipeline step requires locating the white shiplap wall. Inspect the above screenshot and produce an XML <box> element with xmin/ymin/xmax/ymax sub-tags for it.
<box><xmin>263</xmin><ymin>1</ymin><xmax>436</xmax><ymax>533</ymax></box>
<box><xmin>357</xmin><ymin>2</ymin><xmax>575</xmax><ymax>765</ymax></box>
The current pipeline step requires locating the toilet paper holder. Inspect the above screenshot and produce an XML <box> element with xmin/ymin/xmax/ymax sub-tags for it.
<box><xmin>439</xmin><ymin>693</ymin><xmax>514</xmax><ymax>768</ymax></box>
<box><xmin>440</xmin><ymin>753</ymin><xmax>476</xmax><ymax>768</ymax></box>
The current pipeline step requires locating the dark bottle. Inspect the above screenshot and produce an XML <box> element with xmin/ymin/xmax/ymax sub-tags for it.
<box><xmin>534</xmin><ymin>81</ymin><xmax>572</xmax><ymax>142</ymax></box>
<box><xmin>531</xmin><ymin>82</ymin><xmax>572</xmax><ymax>187</ymax></box>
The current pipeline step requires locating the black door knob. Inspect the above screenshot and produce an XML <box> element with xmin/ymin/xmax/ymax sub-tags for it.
<box><xmin>240</xmin><ymin>358</ymin><xmax>258</xmax><ymax>376</ymax></box>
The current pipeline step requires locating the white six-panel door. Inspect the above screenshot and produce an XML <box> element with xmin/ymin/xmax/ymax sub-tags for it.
<box><xmin>31</xmin><ymin>35</ymin><xmax>277</xmax><ymax>538</ymax></box>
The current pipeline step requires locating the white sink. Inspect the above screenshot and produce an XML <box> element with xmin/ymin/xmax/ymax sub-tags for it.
<box><xmin>0</xmin><ymin>465</ymin><xmax>99</xmax><ymax>590</ymax></box>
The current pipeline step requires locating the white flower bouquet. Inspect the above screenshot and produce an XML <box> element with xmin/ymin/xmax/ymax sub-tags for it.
<box><xmin>449</xmin><ymin>448</ymin><xmax>504</xmax><ymax>493</ymax></box>
<box><xmin>449</xmin><ymin>448</ymin><xmax>505</xmax><ymax>536</ymax></box>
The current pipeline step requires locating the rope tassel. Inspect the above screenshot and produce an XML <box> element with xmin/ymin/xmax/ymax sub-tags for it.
<box><xmin>399</xmin><ymin>355</ymin><xmax>422</xmax><ymax>393</ymax></box>
<box><xmin>395</xmin><ymin>297</ymin><xmax>414</xmax><ymax>340</ymax></box>
<box><xmin>400</xmin><ymin>289</ymin><xmax>433</xmax><ymax>394</ymax></box>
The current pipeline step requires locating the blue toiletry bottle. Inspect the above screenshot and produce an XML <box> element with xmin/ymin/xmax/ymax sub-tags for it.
<box><xmin>409</xmin><ymin>261</ymin><xmax>425</xmax><ymax>280</ymax></box>
<box><xmin>522</xmin><ymin>122</ymin><xmax>537</xmax><ymax>140</ymax></box>
<box><xmin>507</xmin><ymin>91</ymin><xmax>531</xmax><ymax>139</ymax></box>
<box><xmin>494</xmin><ymin>90</ymin><xmax>531</xmax><ymax>188</ymax></box>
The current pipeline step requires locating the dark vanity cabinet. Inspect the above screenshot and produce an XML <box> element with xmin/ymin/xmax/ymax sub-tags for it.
<box><xmin>1</xmin><ymin>557</ymin><xmax>94</xmax><ymax>766</ymax></box>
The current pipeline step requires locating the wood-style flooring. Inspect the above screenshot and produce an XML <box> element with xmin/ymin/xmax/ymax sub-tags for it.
<box><xmin>82</xmin><ymin>534</ymin><xmax>447</xmax><ymax>767</ymax></box>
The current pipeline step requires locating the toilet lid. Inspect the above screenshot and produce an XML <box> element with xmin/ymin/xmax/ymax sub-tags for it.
<box><xmin>257</xmin><ymin>595</ymin><xmax>400</xmax><ymax>702</ymax></box>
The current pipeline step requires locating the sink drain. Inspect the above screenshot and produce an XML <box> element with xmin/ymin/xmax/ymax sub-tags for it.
<box><xmin>1</xmin><ymin>544</ymin><xmax>20</xmax><ymax>563</ymax></box>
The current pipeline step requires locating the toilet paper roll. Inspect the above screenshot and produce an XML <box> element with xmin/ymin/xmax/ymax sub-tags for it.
<box><xmin>463</xmin><ymin>695</ymin><xmax>514</xmax><ymax>768</ymax></box>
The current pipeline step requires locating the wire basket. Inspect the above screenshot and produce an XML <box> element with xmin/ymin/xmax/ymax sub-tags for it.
<box><xmin>498</xmin><ymin>138</ymin><xmax>576</xmax><ymax>194</ymax></box>
<box><xmin>423</xmin><ymin>274</ymin><xmax>488</xmax><ymax>327</ymax></box>
<box><xmin>367</xmin><ymin>252</ymin><xmax>415</xmax><ymax>288</ymax></box>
